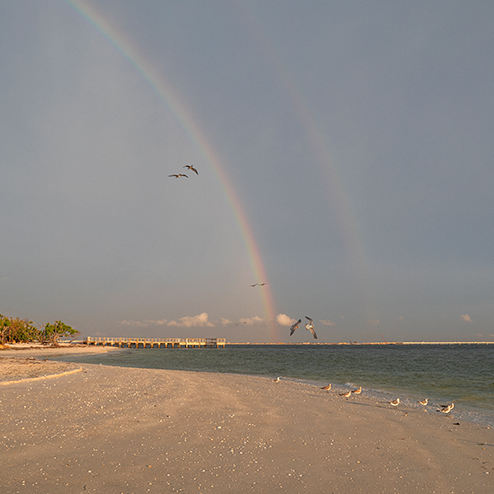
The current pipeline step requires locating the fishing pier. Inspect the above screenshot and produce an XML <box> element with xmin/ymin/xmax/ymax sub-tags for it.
<box><xmin>86</xmin><ymin>337</ymin><xmax>226</xmax><ymax>349</ymax></box>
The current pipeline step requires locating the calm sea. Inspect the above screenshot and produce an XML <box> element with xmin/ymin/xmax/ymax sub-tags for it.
<box><xmin>55</xmin><ymin>344</ymin><xmax>494</xmax><ymax>426</ymax></box>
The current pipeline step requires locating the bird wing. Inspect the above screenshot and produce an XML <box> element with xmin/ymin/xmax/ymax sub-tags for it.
<box><xmin>191</xmin><ymin>166</ymin><xmax>199</xmax><ymax>175</ymax></box>
<box><xmin>305</xmin><ymin>316</ymin><xmax>313</xmax><ymax>324</ymax></box>
<box><xmin>309</xmin><ymin>326</ymin><xmax>318</xmax><ymax>339</ymax></box>
<box><xmin>169</xmin><ymin>174</ymin><xmax>178</xmax><ymax>177</ymax></box>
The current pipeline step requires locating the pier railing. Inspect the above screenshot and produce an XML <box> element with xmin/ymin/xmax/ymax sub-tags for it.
<box><xmin>85</xmin><ymin>337</ymin><xmax>226</xmax><ymax>349</ymax></box>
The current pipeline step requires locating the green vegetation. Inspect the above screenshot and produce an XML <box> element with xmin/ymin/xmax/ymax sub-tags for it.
<box><xmin>0</xmin><ymin>314</ymin><xmax>79</xmax><ymax>346</ymax></box>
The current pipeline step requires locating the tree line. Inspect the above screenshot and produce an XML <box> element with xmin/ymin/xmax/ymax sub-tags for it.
<box><xmin>0</xmin><ymin>314</ymin><xmax>79</xmax><ymax>346</ymax></box>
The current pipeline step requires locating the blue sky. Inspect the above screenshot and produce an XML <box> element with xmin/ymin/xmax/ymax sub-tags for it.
<box><xmin>1</xmin><ymin>1</ymin><xmax>493</xmax><ymax>343</ymax></box>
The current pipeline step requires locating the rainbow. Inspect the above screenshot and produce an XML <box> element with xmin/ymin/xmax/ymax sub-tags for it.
<box><xmin>237</xmin><ymin>5</ymin><xmax>376</xmax><ymax>330</ymax></box>
<box><xmin>63</xmin><ymin>0</ymin><xmax>279</xmax><ymax>340</ymax></box>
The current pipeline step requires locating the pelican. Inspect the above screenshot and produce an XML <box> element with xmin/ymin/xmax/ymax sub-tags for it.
<box><xmin>321</xmin><ymin>384</ymin><xmax>332</xmax><ymax>391</ymax></box>
<box><xmin>169</xmin><ymin>174</ymin><xmax>188</xmax><ymax>178</ymax></box>
<box><xmin>305</xmin><ymin>316</ymin><xmax>318</xmax><ymax>339</ymax></box>
<box><xmin>289</xmin><ymin>319</ymin><xmax>302</xmax><ymax>336</ymax></box>
<box><xmin>388</xmin><ymin>398</ymin><xmax>400</xmax><ymax>407</ymax></box>
<box><xmin>183</xmin><ymin>164</ymin><xmax>198</xmax><ymax>175</ymax></box>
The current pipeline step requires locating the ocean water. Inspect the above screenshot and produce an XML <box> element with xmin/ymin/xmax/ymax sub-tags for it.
<box><xmin>55</xmin><ymin>344</ymin><xmax>494</xmax><ymax>426</ymax></box>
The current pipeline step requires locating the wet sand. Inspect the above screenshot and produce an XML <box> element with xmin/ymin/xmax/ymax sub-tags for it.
<box><xmin>1</xmin><ymin>357</ymin><xmax>493</xmax><ymax>493</ymax></box>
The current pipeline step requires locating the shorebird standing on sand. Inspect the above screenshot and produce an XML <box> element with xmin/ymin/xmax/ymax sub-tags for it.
<box><xmin>273</xmin><ymin>377</ymin><xmax>281</xmax><ymax>383</ymax></box>
<box><xmin>418</xmin><ymin>398</ymin><xmax>428</xmax><ymax>406</ymax></box>
<box><xmin>321</xmin><ymin>384</ymin><xmax>332</xmax><ymax>392</ymax></box>
<box><xmin>437</xmin><ymin>403</ymin><xmax>454</xmax><ymax>414</ymax></box>
<box><xmin>305</xmin><ymin>316</ymin><xmax>318</xmax><ymax>339</ymax></box>
<box><xmin>289</xmin><ymin>319</ymin><xmax>302</xmax><ymax>336</ymax></box>
<box><xmin>352</xmin><ymin>386</ymin><xmax>362</xmax><ymax>395</ymax></box>
<box><xmin>388</xmin><ymin>398</ymin><xmax>400</xmax><ymax>407</ymax></box>
<box><xmin>169</xmin><ymin>174</ymin><xmax>188</xmax><ymax>178</ymax></box>
<box><xmin>183</xmin><ymin>164</ymin><xmax>198</xmax><ymax>175</ymax></box>
<box><xmin>340</xmin><ymin>390</ymin><xmax>352</xmax><ymax>398</ymax></box>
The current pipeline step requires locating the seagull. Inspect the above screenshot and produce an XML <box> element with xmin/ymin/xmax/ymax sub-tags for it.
<box><xmin>437</xmin><ymin>403</ymin><xmax>454</xmax><ymax>414</ymax></box>
<box><xmin>250</xmin><ymin>283</ymin><xmax>258</xmax><ymax>287</ymax></box>
<box><xmin>388</xmin><ymin>398</ymin><xmax>400</xmax><ymax>407</ymax></box>
<box><xmin>258</xmin><ymin>282</ymin><xmax>268</xmax><ymax>286</ymax></box>
<box><xmin>305</xmin><ymin>316</ymin><xmax>318</xmax><ymax>339</ymax></box>
<box><xmin>321</xmin><ymin>384</ymin><xmax>332</xmax><ymax>391</ymax></box>
<box><xmin>289</xmin><ymin>319</ymin><xmax>302</xmax><ymax>336</ymax></box>
<box><xmin>169</xmin><ymin>174</ymin><xmax>188</xmax><ymax>178</ymax></box>
<box><xmin>351</xmin><ymin>387</ymin><xmax>362</xmax><ymax>395</ymax></box>
<box><xmin>340</xmin><ymin>391</ymin><xmax>352</xmax><ymax>398</ymax></box>
<box><xmin>418</xmin><ymin>398</ymin><xmax>428</xmax><ymax>406</ymax></box>
<box><xmin>183</xmin><ymin>164</ymin><xmax>198</xmax><ymax>175</ymax></box>
<box><xmin>273</xmin><ymin>377</ymin><xmax>281</xmax><ymax>383</ymax></box>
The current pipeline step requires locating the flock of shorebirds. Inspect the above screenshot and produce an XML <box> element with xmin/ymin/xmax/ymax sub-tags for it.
<box><xmin>272</xmin><ymin>379</ymin><xmax>456</xmax><ymax>413</ymax></box>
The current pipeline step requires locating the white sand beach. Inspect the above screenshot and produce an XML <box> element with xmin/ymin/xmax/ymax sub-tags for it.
<box><xmin>1</xmin><ymin>351</ymin><xmax>493</xmax><ymax>493</ymax></box>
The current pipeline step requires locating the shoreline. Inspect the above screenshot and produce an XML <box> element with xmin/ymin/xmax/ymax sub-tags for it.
<box><xmin>1</xmin><ymin>363</ymin><xmax>493</xmax><ymax>493</ymax></box>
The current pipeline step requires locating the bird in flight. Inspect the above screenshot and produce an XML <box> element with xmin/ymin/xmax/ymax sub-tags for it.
<box><xmin>183</xmin><ymin>164</ymin><xmax>198</xmax><ymax>175</ymax></box>
<box><xmin>289</xmin><ymin>319</ymin><xmax>302</xmax><ymax>336</ymax></box>
<box><xmin>169</xmin><ymin>174</ymin><xmax>188</xmax><ymax>178</ymax></box>
<box><xmin>305</xmin><ymin>316</ymin><xmax>317</xmax><ymax>339</ymax></box>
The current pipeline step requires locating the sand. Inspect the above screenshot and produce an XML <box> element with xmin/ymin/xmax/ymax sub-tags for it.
<box><xmin>1</xmin><ymin>351</ymin><xmax>493</xmax><ymax>493</ymax></box>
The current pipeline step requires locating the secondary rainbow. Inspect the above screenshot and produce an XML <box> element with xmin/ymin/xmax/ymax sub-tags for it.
<box><xmin>64</xmin><ymin>0</ymin><xmax>279</xmax><ymax>340</ymax></box>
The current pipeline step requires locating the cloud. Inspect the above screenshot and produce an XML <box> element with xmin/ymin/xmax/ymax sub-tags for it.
<box><xmin>238</xmin><ymin>316</ymin><xmax>264</xmax><ymax>326</ymax></box>
<box><xmin>120</xmin><ymin>320</ymin><xmax>149</xmax><ymax>327</ymax></box>
<box><xmin>367</xmin><ymin>319</ymin><xmax>380</xmax><ymax>325</ymax></box>
<box><xmin>221</xmin><ymin>318</ymin><xmax>232</xmax><ymax>326</ymax></box>
<box><xmin>120</xmin><ymin>319</ymin><xmax>167</xmax><ymax>327</ymax></box>
<box><xmin>320</xmin><ymin>319</ymin><xmax>335</xmax><ymax>326</ymax></box>
<box><xmin>144</xmin><ymin>319</ymin><xmax>167</xmax><ymax>326</ymax></box>
<box><xmin>460</xmin><ymin>314</ymin><xmax>473</xmax><ymax>322</ymax></box>
<box><xmin>276</xmin><ymin>314</ymin><xmax>296</xmax><ymax>326</ymax></box>
<box><xmin>167</xmin><ymin>312</ymin><xmax>215</xmax><ymax>327</ymax></box>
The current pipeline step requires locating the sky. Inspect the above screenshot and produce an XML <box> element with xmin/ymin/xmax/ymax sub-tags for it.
<box><xmin>1</xmin><ymin>1</ymin><xmax>493</xmax><ymax>343</ymax></box>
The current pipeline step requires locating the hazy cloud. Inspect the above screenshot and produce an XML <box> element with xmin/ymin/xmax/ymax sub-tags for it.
<box><xmin>320</xmin><ymin>319</ymin><xmax>335</xmax><ymax>326</ymax></box>
<box><xmin>167</xmin><ymin>313</ymin><xmax>215</xmax><ymax>327</ymax></box>
<box><xmin>221</xmin><ymin>318</ymin><xmax>232</xmax><ymax>326</ymax></box>
<box><xmin>460</xmin><ymin>314</ymin><xmax>473</xmax><ymax>322</ymax></box>
<box><xmin>276</xmin><ymin>314</ymin><xmax>296</xmax><ymax>326</ymax></box>
<box><xmin>367</xmin><ymin>320</ymin><xmax>380</xmax><ymax>325</ymax></box>
<box><xmin>239</xmin><ymin>316</ymin><xmax>264</xmax><ymax>326</ymax></box>
<box><xmin>120</xmin><ymin>320</ymin><xmax>149</xmax><ymax>327</ymax></box>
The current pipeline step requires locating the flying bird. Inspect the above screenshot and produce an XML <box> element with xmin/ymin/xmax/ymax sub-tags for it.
<box><xmin>418</xmin><ymin>399</ymin><xmax>428</xmax><ymax>406</ymax></box>
<box><xmin>351</xmin><ymin>387</ymin><xmax>362</xmax><ymax>395</ymax></box>
<box><xmin>388</xmin><ymin>398</ymin><xmax>400</xmax><ymax>407</ymax></box>
<box><xmin>250</xmin><ymin>283</ymin><xmax>258</xmax><ymax>287</ymax></box>
<box><xmin>305</xmin><ymin>316</ymin><xmax>318</xmax><ymax>339</ymax></box>
<box><xmin>169</xmin><ymin>174</ymin><xmax>188</xmax><ymax>178</ymax></box>
<box><xmin>321</xmin><ymin>384</ymin><xmax>332</xmax><ymax>392</ymax></box>
<box><xmin>289</xmin><ymin>319</ymin><xmax>302</xmax><ymax>336</ymax></box>
<box><xmin>340</xmin><ymin>391</ymin><xmax>352</xmax><ymax>398</ymax></box>
<box><xmin>183</xmin><ymin>164</ymin><xmax>198</xmax><ymax>175</ymax></box>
